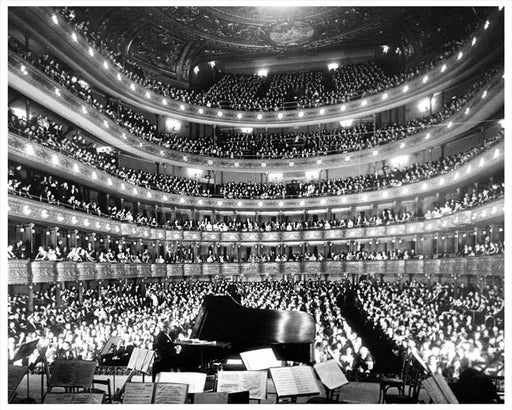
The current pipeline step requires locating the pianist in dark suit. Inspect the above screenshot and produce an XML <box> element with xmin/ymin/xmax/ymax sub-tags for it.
<box><xmin>152</xmin><ymin>320</ymin><xmax>177</xmax><ymax>381</ymax></box>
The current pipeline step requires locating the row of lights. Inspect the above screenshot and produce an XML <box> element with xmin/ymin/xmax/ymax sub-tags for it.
<box><xmin>19</xmin><ymin>199</ymin><xmax>502</xmax><ymax>241</ymax></box>
<box><xmin>50</xmin><ymin>10</ymin><xmax>491</xmax><ymax>125</ymax></box>
<box><xmin>20</xmin><ymin>121</ymin><xmax>502</xmax><ymax>212</ymax></box>
<box><xmin>37</xmin><ymin>15</ymin><xmax>497</xmax><ymax>179</ymax></box>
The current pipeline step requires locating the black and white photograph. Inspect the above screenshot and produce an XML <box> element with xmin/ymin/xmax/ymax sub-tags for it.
<box><xmin>1</xmin><ymin>1</ymin><xmax>509</xmax><ymax>408</ymax></box>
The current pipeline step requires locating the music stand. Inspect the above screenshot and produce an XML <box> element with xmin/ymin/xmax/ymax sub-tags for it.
<box><xmin>99</xmin><ymin>336</ymin><xmax>123</xmax><ymax>393</ymax></box>
<box><xmin>10</xmin><ymin>338</ymin><xmax>40</xmax><ymax>402</ymax></box>
<box><xmin>113</xmin><ymin>348</ymin><xmax>155</xmax><ymax>401</ymax></box>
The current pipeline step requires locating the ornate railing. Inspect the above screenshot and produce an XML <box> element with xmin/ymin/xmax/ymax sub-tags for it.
<box><xmin>8</xmin><ymin>51</ymin><xmax>504</xmax><ymax>172</ymax></box>
<box><xmin>10</xmin><ymin>7</ymin><xmax>502</xmax><ymax>127</ymax></box>
<box><xmin>8</xmin><ymin>195</ymin><xmax>504</xmax><ymax>243</ymax></box>
<box><xmin>8</xmin><ymin>256</ymin><xmax>504</xmax><ymax>285</ymax></box>
<box><xmin>8</xmin><ymin>131</ymin><xmax>505</xmax><ymax>210</ymax></box>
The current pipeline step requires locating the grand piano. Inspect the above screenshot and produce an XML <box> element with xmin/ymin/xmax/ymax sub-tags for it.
<box><xmin>177</xmin><ymin>295</ymin><xmax>316</xmax><ymax>371</ymax></box>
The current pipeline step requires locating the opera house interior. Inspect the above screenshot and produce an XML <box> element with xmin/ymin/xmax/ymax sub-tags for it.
<box><xmin>4</xmin><ymin>4</ymin><xmax>507</xmax><ymax>406</ymax></box>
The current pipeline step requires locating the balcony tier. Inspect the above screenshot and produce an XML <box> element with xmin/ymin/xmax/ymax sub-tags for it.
<box><xmin>9</xmin><ymin>131</ymin><xmax>505</xmax><ymax>210</ymax></box>
<box><xmin>8</xmin><ymin>195</ymin><xmax>504</xmax><ymax>243</ymax></box>
<box><xmin>10</xmin><ymin>7</ymin><xmax>502</xmax><ymax>128</ymax></box>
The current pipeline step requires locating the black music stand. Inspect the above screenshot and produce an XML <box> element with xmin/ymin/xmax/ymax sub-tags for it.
<box><xmin>10</xmin><ymin>338</ymin><xmax>40</xmax><ymax>402</ymax></box>
<box><xmin>98</xmin><ymin>336</ymin><xmax>123</xmax><ymax>393</ymax></box>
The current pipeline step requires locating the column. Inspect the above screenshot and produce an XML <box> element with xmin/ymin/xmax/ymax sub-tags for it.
<box><xmin>49</xmin><ymin>227</ymin><xmax>60</xmax><ymax>249</ymax></box>
<box><xmin>414</xmin><ymin>197</ymin><xmax>422</xmax><ymax>218</ymax></box>
<box><xmin>55</xmin><ymin>282</ymin><xmax>62</xmax><ymax>308</ymax></box>
<box><xmin>27</xmin><ymin>283</ymin><xmax>34</xmax><ymax>313</ymax></box>
<box><xmin>78</xmin><ymin>281</ymin><xmax>84</xmax><ymax>304</ymax></box>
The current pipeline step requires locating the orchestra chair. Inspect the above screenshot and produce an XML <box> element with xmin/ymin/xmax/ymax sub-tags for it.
<box><xmin>383</xmin><ymin>363</ymin><xmax>424</xmax><ymax>404</ymax></box>
<box><xmin>378</xmin><ymin>351</ymin><xmax>412</xmax><ymax>403</ymax></box>
<box><xmin>92</xmin><ymin>378</ymin><xmax>112</xmax><ymax>403</ymax></box>
<box><xmin>46</xmin><ymin>359</ymin><xmax>97</xmax><ymax>394</ymax></box>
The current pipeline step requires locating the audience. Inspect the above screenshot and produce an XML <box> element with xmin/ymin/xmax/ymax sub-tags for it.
<box><xmin>355</xmin><ymin>280</ymin><xmax>504</xmax><ymax>379</ymax></box>
<box><xmin>9</xmin><ymin>31</ymin><xmax>501</xmax><ymax>162</ymax></box>
<box><xmin>50</xmin><ymin>7</ymin><xmax>490</xmax><ymax>111</ymax></box>
<box><xmin>7</xmin><ymin>278</ymin><xmax>503</xmax><ymax>382</ymax></box>
<box><xmin>9</xmin><ymin>162</ymin><xmax>503</xmax><ymax>238</ymax></box>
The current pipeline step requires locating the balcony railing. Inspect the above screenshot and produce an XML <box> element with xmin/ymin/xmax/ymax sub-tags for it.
<box><xmin>8</xmin><ymin>194</ymin><xmax>504</xmax><ymax>243</ymax></box>
<box><xmin>12</xmin><ymin>7</ymin><xmax>502</xmax><ymax>127</ymax></box>
<box><xmin>8</xmin><ymin>51</ymin><xmax>505</xmax><ymax>172</ymax></box>
<box><xmin>9</xmin><ymin>130</ymin><xmax>505</xmax><ymax>210</ymax></box>
<box><xmin>8</xmin><ymin>255</ymin><xmax>504</xmax><ymax>285</ymax></box>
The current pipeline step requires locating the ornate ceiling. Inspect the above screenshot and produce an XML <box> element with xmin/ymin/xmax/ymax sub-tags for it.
<box><xmin>73</xmin><ymin>6</ymin><xmax>490</xmax><ymax>82</ymax></box>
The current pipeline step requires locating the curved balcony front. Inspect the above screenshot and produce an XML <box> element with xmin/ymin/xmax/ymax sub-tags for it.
<box><xmin>8</xmin><ymin>194</ymin><xmax>504</xmax><ymax>244</ymax></box>
<box><xmin>8</xmin><ymin>255</ymin><xmax>504</xmax><ymax>286</ymax></box>
<box><xmin>8</xmin><ymin>52</ymin><xmax>505</xmax><ymax>172</ymax></box>
<box><xmin>10</xmin><ymin>7</ymin><xmax>503</xmax><ymax>128</ymax></box>
<box><xmin>8</xmin><ymin>131</ymin><xmax>505</xmax><ymax>211</ymax></box>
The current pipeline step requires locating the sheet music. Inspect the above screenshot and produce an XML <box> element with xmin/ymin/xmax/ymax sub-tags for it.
<box><xmin>134</xmin><ymin>348</ymin><xmax>148</xmax><ymax>371</ymax></box>
<box><xmin>154</xmin><ymin>383</ymin><xmax>189</xmax><ymax>404</ymax></box>
<box><xmin>126</xmin><ymin>347</ymin><xmax>141</xmax><ymax>370</ymax></box>
<box><xmin>270</xmin><ymin>366</ymin><xmax>320</xmax><ymax>397</ymax></box>
<box><xmin>123</xmin><ymin>382</ymin><xmax>154</xmax><ymax>404</ymax></box>
<box><xmin>217</xmin><ymin>370</ymin><xmax>267</xmax><ymax>400</ymax></box>
<box><xmin>422</xmin><ymin>377</ymin><xmax>445</xmax><ymax>403</ymax></box>
<box><xmin>423</xmin><ymin>375</ymin><xmax>459</xmax><ymax>404</ymax></box>
<box><xmin>433</xmin><ymin>375</ymin><xmax>459</xmax><ymax>404</ymax></box>
<box><xmin>140</xmin><ymin>350</ymin><xmax>155</xmax><ymax>374</ymax></box>
<box><xmin>314</xmin><ymin>359</ymin><xmax>349</xmax><ymax>390</ymax></box>
<box><xmin>156</xmin><ymin>372</ymin><xmax>207</xmax><ymax>393</ymax></box>
<box><xmin>127</xmin><ymin>347</ymin><xmax>153</xmax><ymax>373</ymax></box>
<box><xmin>240</xmin><ymin>348</ymin><xmax>281</xmax><ymax>370</ymax></box>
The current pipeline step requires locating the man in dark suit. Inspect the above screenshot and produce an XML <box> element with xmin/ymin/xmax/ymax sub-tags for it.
<box><xmin>152</xmin><ymin>320</ymin><xmax>176</xmax><ymax>381</ymax></box>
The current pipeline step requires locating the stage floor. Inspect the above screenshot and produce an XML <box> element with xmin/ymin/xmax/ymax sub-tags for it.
<box><xmin>10</xmin><ymin>372</ymin><xmax>431</xmax><ymax>404</ymax></box>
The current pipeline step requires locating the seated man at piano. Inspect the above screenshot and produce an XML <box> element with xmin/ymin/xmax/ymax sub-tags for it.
<box><xmin>152</xmin><ymin>320</ymin><xmax>178</xmax><ymax>381</ymax></box>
